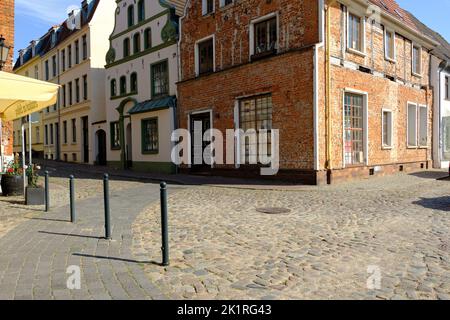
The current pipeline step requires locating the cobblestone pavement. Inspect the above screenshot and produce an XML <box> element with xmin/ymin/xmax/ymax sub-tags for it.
<box><xmin>0</xmin><ymin>174</ymin><xmax>145</xmax><ymax>240</ymax></box>
<box><xmin>0</xmin><ymin>176</ymin><xmax>183</xmax><ymax>299</ymax></box>
<box><xmin>133</xmin><ymin>171</ymin><xmax>450</xmax><ymax>300</ymax></box>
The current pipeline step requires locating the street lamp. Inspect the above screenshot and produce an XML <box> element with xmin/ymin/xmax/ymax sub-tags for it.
<box><xmin>0</xmin><ymin>35</ymin><xmax>12</xmax><ymax>71</ymax></box>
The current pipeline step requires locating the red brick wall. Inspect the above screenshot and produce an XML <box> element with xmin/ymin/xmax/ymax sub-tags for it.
<box><xmin>180</xmin><ymin>0</ymin><xmax>320</xmax><ymax>81</ymax></box>
<box><xmin>0</xmin><ymin>0</ymin><xmax>15</xmax><ymax>157</ymax></box>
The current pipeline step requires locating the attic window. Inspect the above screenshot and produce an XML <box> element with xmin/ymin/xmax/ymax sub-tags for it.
<box><xmin>379</xmin><ymin>1</ymin><xmax>388</xmax><ymax>10</ymax></box>
<box><xmin>394</xmin><ymin>9</ymin><xmax>404</xmax><ymax>20</ymax></box>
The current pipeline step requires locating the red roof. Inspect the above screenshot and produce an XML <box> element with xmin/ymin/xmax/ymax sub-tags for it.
<box><xmin>369</xmin><ymin>0</ymin><xmax>418</xmax><ymax>32</ymax></box>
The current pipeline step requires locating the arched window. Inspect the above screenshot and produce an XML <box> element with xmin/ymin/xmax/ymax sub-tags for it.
<box><xmin>138</xmin><ymin>0</ymin><xmax>145</xmax><ymax>22</ymax></box>
<box><xmin>120</xmin><ymin>76</ymin><xmax>127</xmax><ymax>95</ymax></box>
<box><xmin>144</xmin><ymin>28</ymin><xmax>152</xmax><ymax>49</ymax></box>
<box><xmin>130</xmin><ymin>73</ymin><xmax>138</xmax><ymax>93</ymax></box>
<box><xmin>110</xmin><ymin>79</ymin><xmax>117</xmax><ymax>97</ymax></box>
<box><xmin>123</xmin><ymin>38</ymin><xmax>130</xmax><ymax>57</ymax></box>
<box><xmin>133</xmin><ymin>33</ymin><xmax>141</xmax><ymax>54</ymax></box>
<box><xmin>127</xmin><ymin>5</ymin><xmax>135</xmax><ymax>27</ymax></box>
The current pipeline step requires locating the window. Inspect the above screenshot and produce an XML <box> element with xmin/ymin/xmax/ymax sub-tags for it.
<box><xmin>142</xmin><ymin>118</ymin><xmax>159</xmax><ymax>153</ymax></box>
<box><xmin>75</xmin><ymin>78</ymin><xmax>80</xmax><ymax>103</ymax></box>
<box><xmin>82</xmin><ymin>35</ymin><xmax>87</xmax><ymax>60</ymax></box>
<box><xmin>52</xmin><ymin>55</ymin><xmax>57</xmax><ymax>77</ymax></box>
<box><xmin>138</xmin><ymin>0</ymin><xmax>145</xmax><ymax>22</ymax></box>
<box><xmin>45</xmin><ymin>125</ymin><xmax>48</xmax><ymax>145</ymax></box>
<box><xmin>75</xmin><ymin>40</ymin><xmax>80</xmax><ymax>64</ymax></box>
<box><xmin>412</xmin><ymin>44</ymin><xmax>421</xmax><ymax>75</ymax></box>
<box><xmin>144</xmin><ymin>28</ymin><xmax>152</xmax><ymax>49</ymax></box>
<box><xmin>197</xmin><ymin>38</ymin><xmax>214</xmax><ymax>75</ymax></box>
<box><xmin>419</xmin><ymin>105</ymin><xmax>428</xmax><ymax>147</ymax></box>
<box><xmin>348</xmin><ymin>12</ymin><xmax>364</xmax><ymax>53</ymax></box>
<box><xmin>111</xmin><ymin>122</ymin><xmax>121</xmax><ymax>149</ymax></box>
<box><xmin>253</xmin><ymin>17</ymin><xmax>277</xmax><ymax>56</ymax></box>
<box><xmin>344</xmin><ymin>93</ymin><xmax>365</xmax><ymax>165</ymax></box>
<box><xmin>384</xmin><ymin>29</ymin><xmax>395</xmax><ymax>61</ymax></box>
<box><xmin>239</xmin><ymin>95</ymin><xmax>273</xmax><ymax>161</ymax></box>
<box><xmin>382</xmin><ymin>110</ymin><xmax>393</xmax><ymax>148</ymax></box>
<box><xmin>68</xmin><ymin>45</ymin><xmax>72</xmax><ymax>68</ymax></box>
<box><xmin>120</xmin><ymin>76</ymin><xmax>127</xmax><ymax>95</ymax></box>
<box><xmin>50</xmin><ymin>124</ymin><xmax>54</xmax><ymax>145</ymax></box>
<box><xmin>133</xmin><ymin>33</ymin><xmax>141</xmax><ymax>54</ymax></box>
<box><xmin>445</xmin><ymin>76</ymin><xmax>449</xmax><ymax>100</ymax></box>
<box><xmin>407</xmin><ymin>103</ymin><xmax>417</xmax><ymax>147</ymax></box>
<box><xmin>62</xmin><ymin>84</ymin><xmax>66</xmax><ymax>107</ymax></box>
<box><xmin>151</xmin><ymin>60</ymin><xmax>169</xmax><ymax>97</ymax></box>
<box><xmin>202</xmin><ymin>0</ymin><xmax>214</xmax><ymax>15</ymax></box>
<box><xmin>72</xmin><ymin>118</ymin><xmax>77</xmax><ymax>143</ymax></box>
<box><xmin>34</xmin><ymin>65</ymin><xmax>39</xmax><ymax>79</ymax></box>
<box><xmin>220</xmin><ymin>0</ymin><xmax>233</xmax><ymax>7</ymax></box>
<box><xmin>128</xmin><ymin>5</ymin><xmax>135</xmax><ymax>27</ymax></box>
<box><xmin>83</xmin><ymin>75</ymin><xmax>88</xmax><ymax>100</ymax></box>
<box><xmin>61</xmin><ymin>49</ymin><xmax>66</xmax><ymax>72</ymax></box>
<box><xmin>69</xmin><ymin>82</ymin><xmax>73</xmax><ymax>105</ymax></box>
<box><xmin>72</xmin><ymin>153</ymin><xmax>77</xmax><ymax>162</ymax></box>
<box><xmin>130</xmin><ymin>72</ymin><xmax>138</xmax><ymax>93</ymax></box>
<box><xmin>45</xmin><ymin>60</ymin><xmax>49</xmax><ymax>80</ymax></box>
<box><xmin>36</xmin><ymin>127</ymin><xmax>40</xmax><ymax>143</ymax></box>
<box><xmin>123</xmin><ymin>38</ymin><xmax>130</xmax><ymax>58</ymax></box>
<box><xmin>63</xmin><ymin>121</ymin><xmax>68</xmax><ymax>144</ymax></box>
<box><xmin>111</xmin><ymin>79</ymin><xmax>117</xmax><ymax>97</ymax></box>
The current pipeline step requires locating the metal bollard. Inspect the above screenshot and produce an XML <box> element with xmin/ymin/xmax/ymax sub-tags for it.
<box><xmin>103</xmin><ymin>174</ymin><xmax>111</xmax><ymax>240</ymax></box>
<box><xmin>44</xmin><ymin>171</ymin><xmax>49</xmax><ymax>212</ymax></box>
<box><xmin>69</xmin><ymin>175</ymin><xmax>76</xmax><ymax>223</ymax></box>
<box><xmin>160</xmin><ymin>182</ymin><xmax>169</xmax><ymax>266</ymax></box>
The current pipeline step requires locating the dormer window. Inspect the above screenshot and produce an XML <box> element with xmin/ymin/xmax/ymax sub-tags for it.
<box><xmin>202</xmin><ymin>0</ymin><xmax>214</xmax><ymax>16</ymax></box>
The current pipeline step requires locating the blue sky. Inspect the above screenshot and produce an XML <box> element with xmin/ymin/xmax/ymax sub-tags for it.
<box><xmin>13</xmin><ymin>0</ymin><xmax>450</xmax><ymax>59</ymax></box>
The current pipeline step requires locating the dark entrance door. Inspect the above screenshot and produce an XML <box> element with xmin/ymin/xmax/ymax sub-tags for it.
<box><xmin>82</xmin><ymin>116</ymin><xmax>89</xmax><ymax>163</ymax></box>
<box><xmin>96</xmin><ymin>130</ymin><xmax>107</xmax><ymax>166</ymax></box>
<box><xmin>190</xmin><ymin>112</ymin><xmax>211</xmax><ymax>170</ymax></box>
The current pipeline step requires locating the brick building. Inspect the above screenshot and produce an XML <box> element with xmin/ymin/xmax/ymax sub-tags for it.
<box><xmin>177</xmin><ymin>0</ymin><xmax>438</xmax><ymax>184</ymax></box>
<box><xmin>0</xmin><ymin>0</ymin><xmax>15</xmax><ymax>159</ymax></box>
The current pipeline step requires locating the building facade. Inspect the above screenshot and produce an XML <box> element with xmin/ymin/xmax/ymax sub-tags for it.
<box><xmin>104</xmin><ymin>0</ymin><xmax>184</xmax><ymax>173</ymax></box>
<box><xmin>0</xmin><ymin>0</ymin><xmax>15</xmax><ymax>164</ymax></box>
<box><xmin>13</xmin><ymin>0</ymin><xmax>116</xmax><ymax>164</ymax></box>
<box><xmin>177</xmin><ymin>0</ymin><xmax>437</xmax><ymax>184</ymax></box>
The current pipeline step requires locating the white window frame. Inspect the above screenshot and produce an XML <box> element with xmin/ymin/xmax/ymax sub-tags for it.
<box><xmin>407</xmin><ymin>102</ymin><xmax>418</xmax><ymax>148</ymax></box>
<box><xmin>202</xmin><ymin>0</ymin><xmax>215</xmax><ymax>16</ymax></box>
<box><xmin>219</xmin><ymin>0</ymin><xmax>233</xmax><ymax>7</ymax></box>
<box><xmin>342</xmin><ymin>88</ymin><xmax>369</xmax><ymax>168</ymax></box>
<box><xmin>381</xmin><ymin>108</ymin><xmax>393</xmax><ymax>149</ymax></box>
<box><xmin>249</xmin><ymin>12</ymin><xmax>279</xmax><ymax>59</ymax></box>
<box><xmin>418</xmin><ymin>104</ymin><xmax>428</xmax><ymax>148</ymax></box>
<box><xmin>194</xmin><ymin>34</ymin><xmax>216</xmax><ymax>77</ymax></box>
<box><xmin>346</xmin><ymin>10</ymin><xmax>366</xmax><ymax>56</ymax></box>
<box><xmin>411</xmin><ymin>43</ymin><xmax>422</xmax><ymax>77</ymax></box>
<box><xmin>384</xmin><ymin>28</ymin><xmax>396</xmax><ymax>62</ymax></box>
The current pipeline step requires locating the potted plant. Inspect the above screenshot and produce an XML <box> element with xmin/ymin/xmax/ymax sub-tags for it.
<box><xmin>25</xmin><ymin>164</ymin><xmax>44</xmax><ymax>205</ymax></box>
<box><xmin>1</xmin><ymin>155</ymin><xmax>25</xmax><ymax>196</ymax></box>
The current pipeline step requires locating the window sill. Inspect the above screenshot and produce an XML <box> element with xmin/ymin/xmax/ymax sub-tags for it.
<box><xmin>251</xmin><ymin>50</ymin><xmax>277</xmax><ymax>62</ymax></box>
<box><xmin>202</xmin><ymin>11</ymin><xmax>215</xmax><ymax>18</ymax></box>
<box><xmin>385</xmin><ymin>57</ymin><xmax>396</xmax><ymax>64</ymax></box>
<box><xmin>347</xmin><ymin>48</ymin><xmax>366</xmax><ymax>57</ymax></box>
<box><xmin>412</xmin><ymin>72</ymin><xmax>422</xmax><ymax>78</ymax></box>
<box><xmin>382</xmin><ymin>146</ymin><xmax>393</xmax><ymax>150</ymax></box>
<box><xmin>111</xmin><ymin>147</ymin><xmax>121</xmax><ymax>151</ymax></box>
<box><xmin>407</xmin><ymin>145</ymin><xmax>418</xmax><ymax>149</ymax></box>
<box><xmin>142</xmin><ymin>150</ymin><xmax>159</xmax><ymax>155</ymax></box>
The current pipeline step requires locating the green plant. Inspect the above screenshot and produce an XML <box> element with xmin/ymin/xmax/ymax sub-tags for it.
<box><xmin>3</xmin><ymin>155</ymin><xmax>23</xmax><ymax>176</ymax></box>
<box><xmin>26</xmin><ymin>164</ymin><xmax>41</xmax><ymax>188</ymax></box>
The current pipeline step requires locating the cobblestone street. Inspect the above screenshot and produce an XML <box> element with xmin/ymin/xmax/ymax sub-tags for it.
<box><xmin>133</xmin><ymin>171</ymin><xmax>450</xmax><ymax>300</ymax></box>
<box><xmin>0</xmin><ymin>162</ymin><xmax>450</xmax><ymax>300</ymax></box>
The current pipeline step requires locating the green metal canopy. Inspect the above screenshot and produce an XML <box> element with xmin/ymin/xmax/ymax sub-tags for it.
<box><xmin>128</xmin><ymin>95</ymin><xmax>176</xmax><ymax>115</ymax></box>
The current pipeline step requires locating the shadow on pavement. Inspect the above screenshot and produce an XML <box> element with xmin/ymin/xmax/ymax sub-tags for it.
<box><xmin>412</xmin><ymin>196</ymin><xmax>450</xmax><ymax>211</ymax></box>
<box><xmin>72</xmin><ymin>253</ymin><xmax>162</xmax><ymax>266</ymax></box>
<box><xmin>38</xmin><ymin>230</ymin><xmax>104</xmax><ymax>240</ymax></box>
<box><xmin>409</xmin><ymin>171</ymin><xmax>448</xmax><ymax>180</ymax></box>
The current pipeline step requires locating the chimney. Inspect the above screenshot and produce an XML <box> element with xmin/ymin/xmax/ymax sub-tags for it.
<box><xmin>30</xmin><ymin>40</ymin><xmax>36</xmax><ymax>57</ymax></box>
<box><xmin>19</xmin><ymin>49</ymin><xmax>25</xmax><ymax>65</ymax></box>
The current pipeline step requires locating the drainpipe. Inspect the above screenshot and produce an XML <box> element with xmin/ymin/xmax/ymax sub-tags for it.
<box><xmin>325</xmin><ymin>0</ymin><xmax>336</xmax><ymax>178</ymax></box>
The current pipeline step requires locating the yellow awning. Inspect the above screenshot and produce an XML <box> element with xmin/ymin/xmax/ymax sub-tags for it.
<box><xmin>0</xmin><ymin>71</ymin><xmax>60</xmax><ymax>121</ymax></box>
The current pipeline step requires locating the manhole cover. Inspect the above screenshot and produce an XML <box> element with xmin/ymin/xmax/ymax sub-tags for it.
<box><xmin>256</xmin><ymin>207</ymin><xmax>291</xmax><ymax>214</ymax></box>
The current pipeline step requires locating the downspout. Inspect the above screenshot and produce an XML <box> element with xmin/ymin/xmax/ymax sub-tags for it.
<box><xmin>325</xmin><ymin>0</ymin><xmax>336</xmax><ymax>180</ymax></box>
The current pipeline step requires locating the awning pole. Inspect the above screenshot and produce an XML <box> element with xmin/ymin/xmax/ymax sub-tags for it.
<box><xmin>28</xmin><ymin>115</ymin><xmax>32</xmax><ymax>167</ymax></box>
<box><xmin>22</xmin><ymin>123</ymin><xmax>27</xmax><ymax>196</ymax></box>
